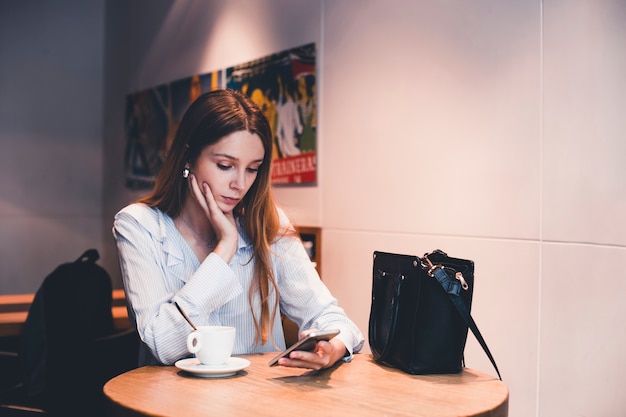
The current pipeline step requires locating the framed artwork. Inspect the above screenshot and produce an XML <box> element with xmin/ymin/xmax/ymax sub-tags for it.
<box><xmin>226</xmin><ymin>43</ymin><xmax>317</xmax><ymax>185</ymax></box>
<box><xmin>123</xmin><ymin>43</ymin><xmax>316</xmax><ymax>190</ymax></box>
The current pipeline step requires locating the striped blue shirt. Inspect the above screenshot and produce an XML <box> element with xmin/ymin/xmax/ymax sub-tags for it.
<box><xmin>113</xmin><ymin>203</ymin><xmax>364</xmax><ymax>365</ymax></box>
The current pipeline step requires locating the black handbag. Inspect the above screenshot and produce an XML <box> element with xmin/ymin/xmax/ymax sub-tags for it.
<box><xmin>368</xmin><ymin>250</ymin><xmax>501</xmax><ymax>379</ymax></box>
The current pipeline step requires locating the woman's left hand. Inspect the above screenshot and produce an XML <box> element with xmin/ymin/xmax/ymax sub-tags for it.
<box><xmin>276</xmin><ymin>332</ymin><xmax>348</xmax><ymax>371</ymax></box>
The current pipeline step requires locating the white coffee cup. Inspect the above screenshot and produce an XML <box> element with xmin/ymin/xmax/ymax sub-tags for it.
<box><xmin>187</xmin><ymin>326</ymin><xmax>236</xmax><ymax>366</ymax></box>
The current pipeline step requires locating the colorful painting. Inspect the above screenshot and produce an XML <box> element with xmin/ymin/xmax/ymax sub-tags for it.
<box><xmin>123</xmin><ymin>43</ymin><xmax>316</xmax><ymax>189</ymax></box>
<box><xmin>226</xmin><ymin>43</ymin><xmax>317</xmax><ymax>184</ymax></box>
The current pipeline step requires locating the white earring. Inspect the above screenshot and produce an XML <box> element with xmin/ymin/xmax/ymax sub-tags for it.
<box><xmin>182</xmin><ymin>165</ymin><xmax>190</xmax><ymax>179</ymax></box>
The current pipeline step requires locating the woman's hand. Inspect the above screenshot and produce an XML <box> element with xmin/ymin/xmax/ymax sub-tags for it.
<box><xmin>276</xmin><ymin>330</ymin><xmax>348</xmax><ymax>371</ymax></box>
<box><xmin>189</xmin><ymin>174</ymin><xmax>238</xmax><ymax>263</ymax></box>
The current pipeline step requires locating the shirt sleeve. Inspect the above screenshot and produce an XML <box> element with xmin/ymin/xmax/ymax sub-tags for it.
<box><xmin>273</xmin><ymin>223</ymin><xmax>365</xmax><ymax>358</ymax></box>
<box><xmin>113</xmin><ymin>206</ymin><xmax>243</xmax><ymax>365</ymax></box>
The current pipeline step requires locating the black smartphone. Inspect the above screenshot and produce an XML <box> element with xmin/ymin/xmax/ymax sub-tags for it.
<box><xmin>268</xmin><ymin>329</ymin><xmax>340</xmax><ymax>366</ymax></box>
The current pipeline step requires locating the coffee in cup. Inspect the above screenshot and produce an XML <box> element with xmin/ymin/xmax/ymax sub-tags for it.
<box><xmin>187</xmin><ymin>326</ymin><xmax>236</xmax><ymax>366</ymax></box>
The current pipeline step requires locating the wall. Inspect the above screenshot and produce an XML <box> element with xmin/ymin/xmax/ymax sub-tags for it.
<box><xmin>323</xmin><ymin>3</ymin><xmax>626</xmax><ymax>414</ymax></box>
<box><xmin>0</xmin><ymin>0</ymin><xmax>105</xmax><ymax>294</ymax></box>
<box><xmin>1</xmin><ymin>1</ymin><xmax>623</xmax><ymax>416</ymax></box>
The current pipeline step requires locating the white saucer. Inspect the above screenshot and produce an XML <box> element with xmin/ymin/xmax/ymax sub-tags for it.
<box><xmin>175</xmin><ymin>357</ymin><xmax>250</xmax><ymax>378</ymax></box>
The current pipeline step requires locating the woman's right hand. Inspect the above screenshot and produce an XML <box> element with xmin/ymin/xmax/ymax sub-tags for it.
<box><xmin>189</xmin><ymin>173</ymin><xmax>238</xmax><ymax>263</ymax></box>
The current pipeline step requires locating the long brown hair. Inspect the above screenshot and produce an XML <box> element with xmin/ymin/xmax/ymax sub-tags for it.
<box><xmin>139</xmin><ymin>88</ymin><xmax>281</xmax><ymax>345</ymax></box>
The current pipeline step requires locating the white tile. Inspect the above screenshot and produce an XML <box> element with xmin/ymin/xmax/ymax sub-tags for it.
<box><xmin>542</xmin><ymin>0</ymin><xmax>626</xmax><ymax>246</ymax></box>
<box><xmin>540</xmin><ymin>244</ymin><xmax>626</xmax><ymax>417</ymax></box>
<box><xmin>322</xmin><ymin>1</ymin><xmax>541</xmax><ymax>240</ymax></box>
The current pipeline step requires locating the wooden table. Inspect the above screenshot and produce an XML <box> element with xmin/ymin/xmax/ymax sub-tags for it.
<box><xmin>104</xmin><ymin>353</ymin><xmax>508</xmax><ymax>417</ymax></box>
<box><xmin>0</xmin><ymin>289</ymin><xmax>130</xmax><ymax>337</ymax></box>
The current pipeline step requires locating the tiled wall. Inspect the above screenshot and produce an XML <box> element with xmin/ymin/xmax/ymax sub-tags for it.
<box><xmin>104</xmin><ymin>1</ymin><xmax>625</xmax><ymax>416</ymax></box>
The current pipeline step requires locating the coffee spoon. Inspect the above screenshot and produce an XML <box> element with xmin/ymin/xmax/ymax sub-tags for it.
<box><xmin>174</xmin><ymin>301</ymin><xmax>197</xmax><ymax>330</ymax></box>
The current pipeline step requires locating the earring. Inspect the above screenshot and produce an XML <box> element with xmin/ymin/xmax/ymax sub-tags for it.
<box><xmin>182</xmin><ymin>165</ymin><xmax>190</xmax><ymax>179</ymax></box>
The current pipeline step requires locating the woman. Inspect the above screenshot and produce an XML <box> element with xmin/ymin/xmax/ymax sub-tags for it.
<box><xmin>113</xmin><ymin>89</ymin><xmax>364</xmax><ymax>369</ymax></box>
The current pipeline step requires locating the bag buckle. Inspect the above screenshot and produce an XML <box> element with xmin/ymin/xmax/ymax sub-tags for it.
<box><xmin>420</xmin><ymin>252</ymin><xmax>469</xmax><ymax>291</ymax></box>
<box><xmin>455</xmin><ymin>272</ymin><xmax>469</xmax><ymax>290</ymax></box>
<box><xmin>420</xmin><ymin>253</ymin><xmax>442</xmax><ymax>277</ymax></box>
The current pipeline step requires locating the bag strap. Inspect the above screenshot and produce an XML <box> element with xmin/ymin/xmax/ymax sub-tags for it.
<box><xmin>370</xmin><ymin>271</ymin><xmax>403</xmax><ymax>361</ymax></box>
<box><xmin>429</xmin><ymin>264</ymin><xmax>502</xmax><ymax>380</ymax></box>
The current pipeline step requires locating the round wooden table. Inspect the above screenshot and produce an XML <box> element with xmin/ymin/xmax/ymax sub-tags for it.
<box><xmin>104</xmin><ymin>353</ymin><xmax>508</xmax><ymax>417</ymax></box>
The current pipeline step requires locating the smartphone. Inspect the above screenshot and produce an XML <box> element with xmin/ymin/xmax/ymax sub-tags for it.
<box><xmin>268</xmin><ymin>329</ymin><xmax>340</xmax><ymax>366</ymax></box>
